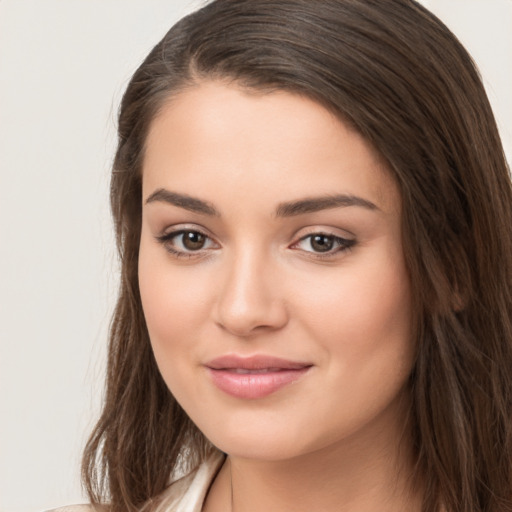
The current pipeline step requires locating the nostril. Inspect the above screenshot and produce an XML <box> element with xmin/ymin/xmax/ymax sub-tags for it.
<box><xmin>214</xmin><ymin>295</ymin><xmax>289</xmax><ymax>337</ymax></box>
<box><xmin>213</xmin><ymin>255</ymin><xmax>289</xmax><ymax>336</ymax></box>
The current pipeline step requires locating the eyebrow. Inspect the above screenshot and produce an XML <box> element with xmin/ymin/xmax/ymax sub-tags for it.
<box><xmin>145</xmin><ymin>188</ymin><xmax>379</xmax><ymax>217</ymax></box>
<box><xmin>145</xmin><ymin>188</ymin><xmax>220</xmax><ymax>216</ymax></box>
<box><xmin>275</xmin><ymin>194</ymin><xmax>379</xmax><ymax>217</ymax></box>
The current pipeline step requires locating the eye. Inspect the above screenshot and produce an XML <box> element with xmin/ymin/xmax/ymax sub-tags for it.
<box><xmin>293</xmin><ymin>233</ymin><xmax>355</xmax><ymax>255</ymax></box>
<box><xmin>178</xmin><ymin>230</ymin><xmax>208</xmax><ymax>251</ymax></box>
<box><xmin>156</xmin><ymin>228</ymin><xmax>218</xmax><ymax>257</ymax></box>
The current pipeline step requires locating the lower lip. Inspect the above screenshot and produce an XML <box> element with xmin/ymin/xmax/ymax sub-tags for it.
<box><xmin>206</xmin><ymin>367</ymin><xmax>311</xmax><ymax>399</ymax></box>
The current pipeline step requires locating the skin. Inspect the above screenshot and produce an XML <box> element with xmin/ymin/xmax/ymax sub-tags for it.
<box><xmin>139</xmin><ymin>81</ymin><xmax>419</xmax><ymax>511</ymax></box>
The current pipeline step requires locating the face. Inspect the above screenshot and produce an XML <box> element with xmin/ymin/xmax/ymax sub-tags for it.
<box><xmin>139</xmin><ymin>81</ymin><xmax>414</xmax><ymax>462</ymax></box>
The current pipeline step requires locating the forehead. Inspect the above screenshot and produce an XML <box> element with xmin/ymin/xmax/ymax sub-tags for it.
<box><xmin>142</xmin><ymin>81</ymin><xmax>399</xmax><ymax>214</ymax></box>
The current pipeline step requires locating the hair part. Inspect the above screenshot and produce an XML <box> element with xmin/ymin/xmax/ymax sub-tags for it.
<box><xmin>82</xmin><ymin>1</ymin><xmax>512</xmax><ymax>511</ymax></box>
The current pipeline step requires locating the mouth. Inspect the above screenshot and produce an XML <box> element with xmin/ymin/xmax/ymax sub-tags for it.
<box><xmin>205</xmin><ymin>355</ymin><xmax>313</xmax><ymax>399</ymax></box>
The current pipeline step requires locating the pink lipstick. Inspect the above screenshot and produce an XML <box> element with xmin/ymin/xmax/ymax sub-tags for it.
<box><xmin>205</xmin><ymin>355</ymin><xmax>312</xmax><ymax>399</ymax></box>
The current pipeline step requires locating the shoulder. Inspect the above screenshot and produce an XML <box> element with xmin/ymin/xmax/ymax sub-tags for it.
<box><xmin>45</xmin><ymin>453</ymin><xmax>225</xmax><ymax>512</ymax></box>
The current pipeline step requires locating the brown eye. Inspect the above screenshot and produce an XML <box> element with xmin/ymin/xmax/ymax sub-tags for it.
<box><xmin>182</xmin><ymin>231</ymin><xmax>206</xmax><ymax>250</ymax></box>
<box><xmin>293</xmin><ymin>233</ymin><xmax>355</xmax><ymax>256</ymax></box>
<box><xmin>156</xmin><ymin>228</ymin><xmax>218</xmax><ymax>258</ymax></box>
<box><xmin>310</xmin><ymin>234</ymin><xmax>334</xmax><ymax>252</ymax></box>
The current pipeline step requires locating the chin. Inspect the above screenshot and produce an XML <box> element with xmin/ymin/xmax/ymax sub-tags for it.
<box><xmin>197</xmin><ymin>413</ymin><xmax>331</xmax><ymax>463</ymax></box>
<box><xmin>212</xmin><ymin>435</ymin><xmax>307</xmax><ymax>462</ymax></box>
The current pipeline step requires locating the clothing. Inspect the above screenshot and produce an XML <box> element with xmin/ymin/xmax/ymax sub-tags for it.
<box><xmin>46</xmin><ymin>451</ymin><xmax>225</xmax><ymax>512</ymax></box>
<box><xmin>153</xmin><ymin>451</ymin><xmax>225</xmax><ymax>512</ymax></box>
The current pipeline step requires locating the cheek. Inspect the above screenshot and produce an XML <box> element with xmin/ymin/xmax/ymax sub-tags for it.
<box><xmin>138</xmin><ymin>241</ymin><xmax>212</xmax><ymax>379</ymax></box>
<box><xmin>284</xmin><ymin>257</ymin><xmax>413</xmax><ymax>444</ymax></box>
<box><xmin>318</xmin><ymin>274</ymin><xmax>411</xmax><ymax>351</ymax></box>
<box><xmin>290</xmin><ymin>248</ymin><xmax>413</xmax><ymax>385</ymax></box>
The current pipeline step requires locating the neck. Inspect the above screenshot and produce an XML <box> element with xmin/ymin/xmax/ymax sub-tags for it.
<box><xmin>204</xmin><ymin>412</ymin><xmax>422</xmax><ymax>512</ymax></box>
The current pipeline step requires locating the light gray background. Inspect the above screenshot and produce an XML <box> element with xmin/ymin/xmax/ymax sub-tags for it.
<box><xmin>0</xmin><ymin>1</ymin><xmax>510</xmax><ymax>511</ymax></box>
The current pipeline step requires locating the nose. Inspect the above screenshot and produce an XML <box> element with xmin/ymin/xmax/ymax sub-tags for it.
<box><xmin>213</xmin><ymin>248</ymin><xmax>289</xmax><ymax>338</ymax></box>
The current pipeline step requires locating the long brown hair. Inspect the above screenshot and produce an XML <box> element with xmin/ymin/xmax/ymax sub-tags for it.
<box><xmin>82</xmin><ymin>1</ymin><xmax>512</xmax><ymax>511</ymax></box>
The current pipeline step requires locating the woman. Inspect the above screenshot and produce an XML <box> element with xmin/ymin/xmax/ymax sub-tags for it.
<box><xmin>70</xmin><ymin>0</ymin><xmax>512</xmax><ymax>511</ymax></box>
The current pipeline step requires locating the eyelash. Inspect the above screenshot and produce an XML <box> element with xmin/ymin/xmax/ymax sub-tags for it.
<box><xmin>156</xmin><ymin>229</ymin><xmax>217</xmax><ymax>260</ymax></box>
<box><xmin>291</xmin><ymin>232</ymin><xmax>356</xmax><ymax>259</ymax></box>
<box><xmin>155</xmin><ymin>229</ymin><xmax>356</xmax><ymax>260</ymax></box>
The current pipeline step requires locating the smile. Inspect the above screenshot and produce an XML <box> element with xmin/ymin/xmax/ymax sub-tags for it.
<box><xmin>205</xmin><ymin>355</ymin><xmax>312</xmax><ymax>399</ymax></box>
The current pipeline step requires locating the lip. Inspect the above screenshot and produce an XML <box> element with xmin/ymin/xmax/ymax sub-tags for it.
<box><xmin>205</xmin><ymin>355</ymin><xmax>313</xmax><ymax>399</ymax></box>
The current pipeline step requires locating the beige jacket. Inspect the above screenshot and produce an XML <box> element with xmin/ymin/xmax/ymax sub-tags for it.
<box><xmin>46</xmin><ymin>452</ymin><xmax>225</xmax><ymax>512</ymax></box>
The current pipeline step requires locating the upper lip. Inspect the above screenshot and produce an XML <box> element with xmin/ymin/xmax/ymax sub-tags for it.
<box><xmin>205</xmin><ymin>354</ymin><xmax>312</xmax><ymax>371</ymax></box>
